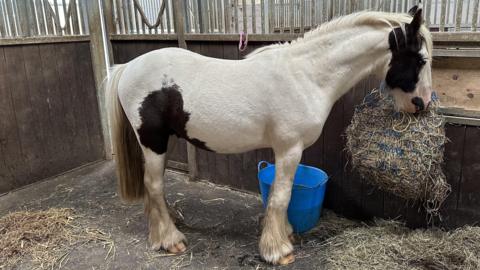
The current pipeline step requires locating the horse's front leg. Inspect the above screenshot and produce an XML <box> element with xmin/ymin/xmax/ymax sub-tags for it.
<box><xmin>259</xmin><ymin>143</ymin><xmax>302</xmax><ymax>265</ymax></box>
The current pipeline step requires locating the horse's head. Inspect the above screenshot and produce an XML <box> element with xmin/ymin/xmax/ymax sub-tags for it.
<box><xmin>385</xmin><ymin>5</ymin><xmax>433</xmax><ymax>113</ymax></box>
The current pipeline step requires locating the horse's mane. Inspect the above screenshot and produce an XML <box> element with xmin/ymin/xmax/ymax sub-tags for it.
<box><xmin>246</xmin><ymin>11</ymin><xmax>433</xmax><ymax>58</ymax></box>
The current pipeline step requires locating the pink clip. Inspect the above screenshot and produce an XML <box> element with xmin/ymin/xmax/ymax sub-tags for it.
<box><xmin>238</xmin><ymin>31</ymin><xmax>248</xmax><ymax>52</ymax></box>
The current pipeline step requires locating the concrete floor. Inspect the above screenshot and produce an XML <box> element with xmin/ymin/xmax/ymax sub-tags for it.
<box><xmin>0</xmin><ymin>161</ymin><xmax>334</xmax><ymax>269</ymax></box>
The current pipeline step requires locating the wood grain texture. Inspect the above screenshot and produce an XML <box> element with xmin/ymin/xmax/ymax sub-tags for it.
<box><xmin>0</xmin><ymin>42</ymin><xmax>103</xmax><ymax>194</ymax></box>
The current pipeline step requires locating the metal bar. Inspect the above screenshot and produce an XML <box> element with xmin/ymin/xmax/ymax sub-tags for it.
<box><xmin>120</xmin><ymin>0</ymin><xmax>130</xmax><ymax>34</ymax></box>
<box><xmin>260</xmin><ymin>0</ymin><xmax>265</xmax><ymax>33</ymax></box>
<box><xmin>311</xmin><ymin>0</ymin><xmax>315</xmax><ymax>26</ymax></box>
<box><xmin>167</xmin><ymin>0</ymin><xmax>172</xmax><ymax>33</ymax></box>
<box><xmin>251</xmin><ymin>0</ymin><xmax>256</xmax><ymax>33</ymax></box>
<box><xmin>289</xmin><ymin>0</ymin><xmax>293</xmax><ymax>33</ymax></box>
<box><xmin>71</xmin><ymin>0</ymin><xmax>80</xmax><ymax>34</ymax></box>
<box><xmin>473</xmin><ymin>0</ymin><xmax>479</xmax><ymax>31</ymax></box>
<box><xmin>53</xmin><ymin>0</ymin><xmax>61</xmax><ymax>35</ymax></box>
<box><xmin>242</xmin><ymin>0</ymin><xmax>247</xmax><ymax>32</ymax></box>
<box><xmin>35</xmin><ymin>0</ymin><xmax>46</xmax><ymax>35</ymax></box>
<box><xmin>440</xmin><ymin>0</ymin><xmax>447</xmax><ymax>31</ymax></box>
<box><xmin>280</xmin><ymin>0</ymin><xmax>284</xmax><ymax>32</ymax></box>
<box><xmin>12</xmin><ymin>0</ymin><xmax>21</xmax><ymax>35</ymax></box>
<box><xmin>216</xmin><ymin>0</ymin><xmax>222</xmax><ymax>32</ymax></box>
<box><xmin>0</xmin><ymin>0</ymin><xmax>6</xmax><ymax>36</ymax></box>
<box><xmin>77</xmin><ymin>0</ymin><xmax>88</xmax><ymax>35</ymax></box>
<box><xmin>160</xmin><ymin>0</ymin><xmax>165</xmax><ymax>33</ymax></box>
<box><xmin>300</xmin><ymin>0</ymin><xmax>304</xmax><ymax>33</ymax></box>
<box><xmin>126</xmin><ymin>0</ymin><xmax>133</xmax><ymax>33</ymax></box>
<box><xmin>224</xmin><ymin>0</ymin><xmax>231</xmax><ymax>32</ymax></box>
<box><xmin>115</xmin><ymin>0</ymin><xmax>124</xmax><ymax>34</ymax></box>
<box><xmin>455</xmin><ymin>0</ymin><xmax>463</xmax><ymax>31</ymax></box>
<box><xmin>132</xmin><ymin>0</ymin><xmax>139</xmax><ymax>34</ymax></box>
<box><xmin>62</xmin><ymin>0</ymin><xmax>70</xmax><ymax>35</ymax></box>
<box><xmin>425</xmin><ymin>0</ymin><xmax>431</xmax><ymax>28</ymax></box>
<box><xmin>234</xmin><ymin>0</ymin><xmax>238</xmax><ymax>32</ymax></box>
<box><xmin>268</xmin><ymin>0</ymin><xmax>273</xmax><ymax>32</ymax></box>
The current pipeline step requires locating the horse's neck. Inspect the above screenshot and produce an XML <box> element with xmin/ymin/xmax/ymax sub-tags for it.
<box><xmin>285</xmin><ymin>26</ymin><xmax>391</xmax><ymax>102</ymax></box>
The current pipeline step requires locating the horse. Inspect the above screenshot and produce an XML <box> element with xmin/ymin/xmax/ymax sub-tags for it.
<box><xmin>106</xmin><ymin>5</ymin><xmax>433</xmax><ymax>265</ymax></box>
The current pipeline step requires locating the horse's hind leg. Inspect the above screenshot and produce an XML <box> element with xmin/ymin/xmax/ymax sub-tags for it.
<box><xmin>142</xmin><ymin>147</ymin><xmax>187</xmax><ymax>253</ymax></box>
<box><xmin>259</xmin><ymin>143</ymin><xmax>302</xmax><ymax>265</ymax></box>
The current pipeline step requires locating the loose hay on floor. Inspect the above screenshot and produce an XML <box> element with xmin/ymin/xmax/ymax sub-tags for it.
<box><xmin>345</xmin><ymin>89</ymin><xmax>450</xmax><ymax>215</ymax></box>
<box><xmin>322</xmin><ymin>218</ymin><xmax>480</xmax><ymax>270</ymax></box>
<box><xmin>0</xmin><ymin>208</ymin><xmax>114</xmax><ymax>269</ymax></box>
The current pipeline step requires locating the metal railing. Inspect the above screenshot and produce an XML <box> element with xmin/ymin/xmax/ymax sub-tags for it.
<box><xmin>110</xmin><ymin>0</ymin><xmax>480</xmax><ymax>35</ymax></box>
<box><xmin>0</xmin><ymin>0</ymin><xmax>89</xmax><ymax>38</ymax></box>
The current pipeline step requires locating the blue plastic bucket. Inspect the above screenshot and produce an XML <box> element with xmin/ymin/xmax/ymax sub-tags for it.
<box><xmin>257</xmin><ymin>161</ymin><xmax>329</xmax><ymax>233</ymax></box>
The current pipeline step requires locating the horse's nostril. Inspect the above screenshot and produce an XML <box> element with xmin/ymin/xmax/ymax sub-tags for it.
<box><xmin>411</xmin><ymin>97</ymin><xmax>424</xmax><ymax>111</ymax></box>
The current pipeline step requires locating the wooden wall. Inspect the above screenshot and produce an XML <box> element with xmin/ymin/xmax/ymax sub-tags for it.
<box><xmin>111</xmin><ymin>39</ymin><xmax>480</xmax><ymax>229</ymax></box>
<box><xmin>0</xmin><ymin>41</ymin><xmax>104</xmax><ymax>194</ymax></box>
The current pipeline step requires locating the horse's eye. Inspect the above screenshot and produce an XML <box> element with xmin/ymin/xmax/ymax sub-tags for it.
<box><xmin>419</xmin><ymin>59</ymin><xmax>426</xmax><ymax>66</ymax></box>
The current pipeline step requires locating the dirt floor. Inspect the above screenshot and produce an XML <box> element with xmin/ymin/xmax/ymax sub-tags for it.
<box><xmin>0</xmin><ymin>161</ymin><xmax>337</xmax><ymax>269</ymax></box>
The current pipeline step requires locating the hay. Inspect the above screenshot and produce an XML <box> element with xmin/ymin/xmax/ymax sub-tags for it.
<box><xmin>323</xmin><ymin>218</ymin><xmax>480</xmax><ymax>270</ymax></box>
<box><xmin>345</xmin><ymin>89</ymin><xmax>450</xmax><ymax>215</ymax></box>
<box><xmin>0</xmin><ymin>208</ymin><xmax>114</xmax><ymax>269</ymax></box>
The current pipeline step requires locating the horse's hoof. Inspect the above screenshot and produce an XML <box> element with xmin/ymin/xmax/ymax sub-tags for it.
<box><xmin>278</xmin><ymin>253</ymin><xmax>295</xmax><ymax>265</ymax></box>
<box><xmin>167</xmin><ymin>242</ymin><xmax>187</xmax><ymax>254</ymax></box>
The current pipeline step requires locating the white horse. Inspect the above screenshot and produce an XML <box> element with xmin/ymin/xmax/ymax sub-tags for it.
<box><xmin>106</xmin><ymin>5</ymin><xmax>432</xmax><ymax>265</ymax></box>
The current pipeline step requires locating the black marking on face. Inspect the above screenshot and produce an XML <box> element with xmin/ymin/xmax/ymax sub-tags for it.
<box><xmin>385</xmin><ymin>8</ymin><xmax>426</xmax><ymax>93</ymax></box>
<box><xmin>137</xmin><ymin>84</ymin><xmax>212</xmax><ymax>154</ymax></box>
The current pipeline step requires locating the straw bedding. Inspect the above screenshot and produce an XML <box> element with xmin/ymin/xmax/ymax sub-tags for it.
<box><xmin>322</xmin><ymin>217</ymin><xmax>480</xmax><ymax>270</ymax></box>
<box><xmin>345</xmin><ymin>89</ymin><xmax>450</xmax><ymax>215</ymax></box>
<box><xmin>0</xmin><ymin>208</ymin><xmax>114</xmax><ymax>269</ymax></box>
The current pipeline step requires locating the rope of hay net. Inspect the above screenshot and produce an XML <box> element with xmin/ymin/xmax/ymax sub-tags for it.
<box><xmin>345</xmin><ymin>88</ymin><xmax>450</xmax><ymax>217</ymax></box>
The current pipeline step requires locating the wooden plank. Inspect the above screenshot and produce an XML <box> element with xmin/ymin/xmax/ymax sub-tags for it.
<box><xmin>21</xmin><ymin>44</ymin><xmax>56</xmax><ymax>178</ymax></box>
<box><xmin>87</xmin><ymin>0</ymin><xmax>112</xmax><ymax>158</ymax></box>
<box><xmin>74</xmin><ymin>42</ymin><xmax>104</xmax><ymax>161</ymax></box>
<box><xmin>440</xmin><ymin>124</ymin><xmax>466</xmax><ymax>228</ymax></box>
<box><xmin>0</xmin><ymin>35</ymin><xmax>90</xmax><ymax>46</ymax></box>
<box><xmin>432</xmin><ymin>68</ymin><xmax>480</xmax><ymax>114</ymax></box>
<box><xmin>457</xmin><ymin>126</ymin><xmax>480</xmax><ymax>224</ymax></box>
<box><xmin>3</xmin><ymin>46</ymin><xmax>42</xmax><ymax>185</ymax></box>
<box><xmin>54</xmin><ymin>43</ymin><xmax>81</xmax><ymax>168</ymax></box>
<box><xmin>0</xmin><ymin>46</ymin><xmax>26</xmax><ymax>193</ymax></box>
<box><xmin>37</xmin><ymin>43</ymin><xmax>71</xmax><ymax>173</ymax></box>
<box><xmin>172</xmin><ymin>0</ymin><xmax>187</xmax><ymax>48</ymax></box>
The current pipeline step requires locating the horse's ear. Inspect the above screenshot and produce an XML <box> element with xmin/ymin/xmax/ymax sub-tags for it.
<box><xmin>410</xmin><ymin>8</ymin><xmax>423</xmax><ymax>33</ymax></box>
<box><xmin>408</xmin><ymin>5</ymin><xmax>418</xmax><ymax>16</ymax></box>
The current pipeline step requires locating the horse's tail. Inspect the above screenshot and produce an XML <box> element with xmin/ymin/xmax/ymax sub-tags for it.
<box><xmin>106</xmin><ymin>64</ymin><xmax>145</xmax><ymax>201</ymax></box>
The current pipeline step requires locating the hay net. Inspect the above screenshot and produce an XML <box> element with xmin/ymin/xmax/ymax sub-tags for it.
<box><xmin>345</xmin><ymin>87</ymin><xmax>450</xmax><ymax>215</ymax></box>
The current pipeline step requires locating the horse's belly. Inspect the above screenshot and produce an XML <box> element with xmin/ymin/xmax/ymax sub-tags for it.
<box><xmin>184</xmin><ymin>111</ymin><xmax>268</xmax><ymax>154</ymax></box>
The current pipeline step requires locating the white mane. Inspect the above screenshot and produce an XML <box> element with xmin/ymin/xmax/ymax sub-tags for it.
<box><xmin>246</xmin><ymin>11</ymin><xmax>432</xmax><ymax>58</ymax></box>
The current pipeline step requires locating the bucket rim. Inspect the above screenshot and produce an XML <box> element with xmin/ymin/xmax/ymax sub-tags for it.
<box><xmin>257</xmin><ymin>161</ymin><xmax>329</xmax><ymax>189</ymax></box>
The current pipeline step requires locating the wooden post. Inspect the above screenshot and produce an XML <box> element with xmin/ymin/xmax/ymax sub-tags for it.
<box><xmin>87</xmin><ymin>0</ymin><xmax>113</xmax><ymax>159</ymax></box>
<box><xmin>173</xmin><ymin>0</ymin><xmax>196</xmax><ymax>180</ymax></box>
